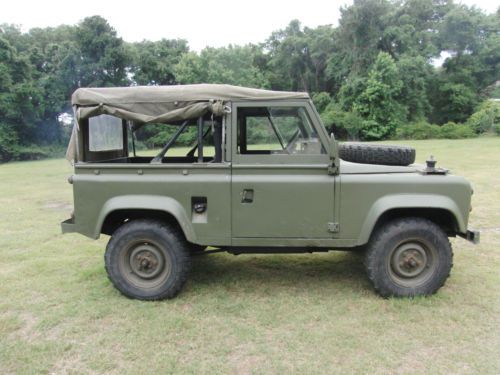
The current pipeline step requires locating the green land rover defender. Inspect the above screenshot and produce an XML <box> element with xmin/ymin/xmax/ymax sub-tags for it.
<box><xmin>61</xmin><ymin>84</ymin><xmax>479</xmax><ymax>300</ymax></box>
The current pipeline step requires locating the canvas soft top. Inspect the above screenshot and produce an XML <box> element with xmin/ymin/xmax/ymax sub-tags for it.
<box><xmin>66</xmin><ymin>84</ymin><xmax>309</xmax><ymax>161</ymax></box>
<box><xmin>73</xmin><ymin>84</ymin><xmax>309</xmax><ymax>107</ymax></box>
<box><xmin>72</xmin><ymin>84</ymin><xmax>309</xmax><ymax>124</ymax></box>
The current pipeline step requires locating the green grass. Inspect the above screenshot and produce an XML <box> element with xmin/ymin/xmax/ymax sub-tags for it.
<box><xmin>1</xmin><ymin>137</ymin><xmax>499</xmax><ymax>374</ymax></box>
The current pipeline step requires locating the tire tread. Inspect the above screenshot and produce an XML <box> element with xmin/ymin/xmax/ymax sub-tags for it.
<box><xmin>104</xmin><ymin>219</ymin><xmax>191</xmax><ymax>300</ymax></box>
<box><xmin>339</xmin><ymin>143</ymin><xmax>416</xmax><ymax>166</ymax></box>
<box><xmin>364</xmin><ymin>217</ymin><xmax>453</xmax><ymax>297</ymax></box>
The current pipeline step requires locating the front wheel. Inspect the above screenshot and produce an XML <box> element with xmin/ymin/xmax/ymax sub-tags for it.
<box><xmin>104</xmin><ymin>219</ymin><xmax>191</xmax><ymax>300</ymax></box>
<box><xmin>364</xmin><ymin>218</ymin><xmax>453</xmax><ymax>297</ymax></box>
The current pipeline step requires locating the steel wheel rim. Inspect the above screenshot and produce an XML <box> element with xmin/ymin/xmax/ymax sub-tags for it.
<box><xmin>387</xmin><ymin>239</ymin><xmax>438</xmax><ymax>288</ymax></box>
<box><xmin>119</xmin><ymin>240</ymin><xmax>172</xmax><ymax>289</ymax></box>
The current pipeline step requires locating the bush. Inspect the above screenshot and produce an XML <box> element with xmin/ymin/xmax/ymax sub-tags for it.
<box><xmin>320</xmin><ymin>103</ymin><xmax>363</xmax><ymax>140</ymax></box>
<box><xmin>439</xmin><ymin>122</ymin><xmax>475</xmax><ymax>139</ymax></box>
<box><xmin>493</xmin><ymin>123</ymin><xmax>500</xmax><ymax>136</ymax></box>
<box><xmin>0</xmin><ymin>124</ymin><xmax>20</xmax><ymax>162</ymax></box>
<box><xmin>396</xmin><ymin>122</ymin><xmax>440</xmax><ymax>140</ymax></box>
<box><xmin>0</xmin><ymin>142</ymin><xmax>66</xmax><ymax>163</ymax></box>
<box><xmin>395</xmin><ymin>121</ymin><xmax>475</xmax><ymax>140</ymax></box>
<box><xmin>466</xmin><ymin>100</ymin><xmax>500</xmax><ymax>134</ymax></box>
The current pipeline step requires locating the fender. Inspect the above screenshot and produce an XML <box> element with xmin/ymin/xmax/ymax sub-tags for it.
<box><xmin>357</xmin><ymin>194</ymin><xmax>466</xmax><ymax>245</ymax></box>
<box><xmin>94</xmin><ymin>195</ymin><xmax>196</xmax><ymax>242</ymax></box>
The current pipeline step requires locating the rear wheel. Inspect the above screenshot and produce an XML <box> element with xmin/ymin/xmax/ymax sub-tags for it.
<box><xmin>364</xmin><ymin>218</ymin><xmax>453</xmax><ymax>297</ymax></box>
<box><xmin>105</xmin><ymin>219</ymin><xmax>191</xmax><ymax>300</ymax></box>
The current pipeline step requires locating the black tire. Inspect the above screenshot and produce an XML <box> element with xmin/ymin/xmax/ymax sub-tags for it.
<box><xmin>364</xmin><ymin>218</ymin><xmax>453</xmax><ymax>297</ymax></box>
<box><xmin>339</xmin><ymin>143</ymin><xmax>416</xmax><ymax>166</ymax></box>
<box><xmin>104</xmin><ymin>219</ymin><xmax>191</xmax><ymax>300</ymax></box>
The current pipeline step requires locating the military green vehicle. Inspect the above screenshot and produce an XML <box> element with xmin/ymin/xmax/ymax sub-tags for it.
<box><xmin>61</xmin><ymin>84</ymin><xmax>479</xmax><ymax>300</ymax></box>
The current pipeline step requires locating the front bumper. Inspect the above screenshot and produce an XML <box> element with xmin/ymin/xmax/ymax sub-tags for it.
<box><xmin>61</xmin><ymin>217</ymin><xmax>76</xmax><ymax>234</ymax></box>
<box><xmin>458</xmin><ymin>229</ymin><xmax>480</xmax><ymax>244</ymax></box>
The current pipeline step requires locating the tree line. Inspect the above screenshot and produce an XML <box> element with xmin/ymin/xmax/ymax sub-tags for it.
<box><xmin>0</xmin><ymin>0</ymin><xmax>499</xmax><ymax>161</ymax></box>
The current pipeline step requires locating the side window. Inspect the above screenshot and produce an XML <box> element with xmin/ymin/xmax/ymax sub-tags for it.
<box><xmin>88</xmin><ymin>115</ymin><xmax>124</xmax><ymax>152</ymax></box>
<box><xmin>237</xmin><ymin>107</ymin><xmax>325</xmax><ymax>155</ymax></box>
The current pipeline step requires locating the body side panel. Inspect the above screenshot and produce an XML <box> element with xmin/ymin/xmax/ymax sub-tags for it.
<box><xmin>339</xmin><ymin>173</ymin><xmax>472</xmax><ymax>245</ymax></box>
<box><xmin>71</xmin><ymin>163</ymin><xmax>232</xmax><ymax>245</ymax></box>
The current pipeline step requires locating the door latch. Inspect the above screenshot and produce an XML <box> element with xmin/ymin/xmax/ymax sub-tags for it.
<box><xmin>241</xmin><ymin>189</ymin><xmax>254</xmax><ymax>203</ymax></box>
<box><xmin>328</xmin><ymin>222</ymin><xmax>339</xmax><ymax>233</ymax></box>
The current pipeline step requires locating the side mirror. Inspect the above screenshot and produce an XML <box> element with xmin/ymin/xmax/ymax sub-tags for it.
<box><xmin>328</xmin><ymin>133</ymin><xmax>339</xmax><ymax>175</ymax></box>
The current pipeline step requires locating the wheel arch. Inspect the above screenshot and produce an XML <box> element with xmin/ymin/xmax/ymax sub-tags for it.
<box><xmin>357</xmin><ymin>194</ymin><xmax>466</xmax><ymax>246</ymax></box>
<box><xmin>95</xmin><ymin>195</ymin><xmax>196</xmax><ymax>242</ymax></box>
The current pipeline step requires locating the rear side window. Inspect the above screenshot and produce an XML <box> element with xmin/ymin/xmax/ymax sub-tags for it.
<box><xmin>89</xmin><ymin>115</ymin><xmax>124</xmax><ymax>152</ymax></box>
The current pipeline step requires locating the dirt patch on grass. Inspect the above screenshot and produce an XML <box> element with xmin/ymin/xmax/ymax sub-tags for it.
<box><xmin>10</xmin><ymin>312</ymin><xmax>39</xmax><ymax>343</ymax></box>
<box><xmin>228</xmin><ymin>344</ymin><xmax>264</xmax><ymax>375</ymax></box>
<box><xmin>49</xmin><ymin>353</ymin><xmax>84</xmax><ymax>375</ymax></box>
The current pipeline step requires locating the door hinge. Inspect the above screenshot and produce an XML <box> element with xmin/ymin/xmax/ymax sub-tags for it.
<box><xmin>328</xmin><ymin>222</ymin><xmax>340</xmax><ymax>233</ymax></box>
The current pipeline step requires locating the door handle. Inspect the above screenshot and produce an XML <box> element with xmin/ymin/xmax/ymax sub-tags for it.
<box><xmin>241</xmin><ymin>189</ymin><xmax>254</xmax><ymax>203</ymax></box>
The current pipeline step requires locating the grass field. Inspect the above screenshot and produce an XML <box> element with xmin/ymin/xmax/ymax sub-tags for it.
<box><xmin>1</xmin><ymin>137</ymin><xmax>499</xmax><ymax>374</ymax></box>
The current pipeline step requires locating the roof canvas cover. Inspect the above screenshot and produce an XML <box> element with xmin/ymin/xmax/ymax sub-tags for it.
<box><xmin>67</xmin><ymin>84</ymin><xmax>309</xmax><ymax>161</ymax></box>
<box><xmin>72</xmin><ymin>84</ymin><xmax>309</xmax><ymax>123</ymax></box>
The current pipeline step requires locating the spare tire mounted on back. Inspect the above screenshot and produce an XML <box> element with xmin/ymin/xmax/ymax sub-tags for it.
<box><xmin>339</xmin><ymin>143</ymin><xmax>416</xmax><ymax>166</ymax></box>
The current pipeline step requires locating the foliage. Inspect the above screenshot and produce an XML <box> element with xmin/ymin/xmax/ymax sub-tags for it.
<box><xmin>466</xmin><ymin>100</ymin><xmax>500</xmax><ymax>134</ymax></box>
<box><xmin>266</xmin><ymin>20</ymin><xmax>335</xmax><ymax>92</ymax></box>
<box><xmin>1</xmin><ymin>2</ymin><xmax>499</xmax><ymax>161</ymax></box>
<box><xmin>74</xmin><ymin>16</ymin><xmax>130</xmax><ymax>88</ymax></box>
<box><xmin>396</xmin><ymin>121</ymin><xmax>476</xmax><ymax>140</ymax></box>
<box><xmin>353</xmin><ymin>52</ymin><xmax>405</xmax><ymax>140</ymax></box>
<box><xmin>311</xmin><ymin>92</ymin><xmax>332</xmax><ymax>113</ymax></box>
<box><xmin>490</xmin><ymin>85</ymin><xmax>500</xmax><ymax>99</ymax></box>
<box><xmin>130</xmin><ymin>39</ymin><xmax>189</xmax><ymax>85</ymax></box>
<box><xmin>0</xmin><ymin>124</ymin><xmax>20</xmax><ymax>162</ymax></box>
<box><xmin>320</xmin><ymin>102</ymin><xmax>363</xmax><ymax>140</ymax></box>
<box><xmin>174</xmin><ymin>45</ymin><xmax>269</xmax><ymax>88</ymax></box>
<box><xmin>438</xmin><ymin>122</ymin><xmax>476</xmax><ymax>139</ymax></box>
<box><xmin>430</xmin><ymin>81</ymin><xmax>479</xmax><ymax>124</ymax></box>
<box><xmin>396</xmin><ymin>55</ymin><xmax>432</xmax><ymax>121</ymax></box>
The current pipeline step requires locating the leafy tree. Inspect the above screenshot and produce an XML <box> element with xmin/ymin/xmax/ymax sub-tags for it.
<box><xmin>173</xmin><ymin>52</ymin><xmax>203</xmax><ymax>84</ymax></box>
<box><xmin>175</xmin><ymin>45</ymin><xmax>268</xmax><ymax>87</ymax></box>
<box><xmin>130</xmin><ymin>39</ymin><xmax>189</xmax><ymax>85</ymax></box>
<box><xmin>431</xmin><ymin>82</ymin><xmax>478</xmax><ymax>124</ymax></box>
<box><xmin>265</xmin><ymin>20</ymin><xmax>335</xmax><ymax>92</ymax></box>
<box><xmin>74</xmin><ymin>16</ymin><xmax>130</xmax><ymax>87</ymax></box>
<box><xmin>334</xmin><ymin>0</ymin><xmax>392</xmax><ymax>76</ymax></box>
<box><xmin>311</xmin><ymin>92</ymin><xmax>332</xmax><ymax>113</ymax></box>
<box><xmin>353</xmin><ymin>52</ymin><xmax>405</xmax><ymax>139</ymax></box>
<box><xmin>396</xmin><ymin>55</ymin><xmax>432</xmax><ymax>120</ymax></box>
<box><xmin>430</xmin><ymin>5</ymin><xmax>499</xmax><ymax>123</ymax></box>
<box><xmin>0</xmin><ymin>36</ymin><xmax>43</xmax><ymax>160</ymax></box>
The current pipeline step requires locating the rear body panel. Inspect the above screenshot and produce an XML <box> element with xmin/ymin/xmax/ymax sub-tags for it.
<box><xmin>71</xmin><ymin>163</ymin><xmax>231</xmax><ymax>246</ymax></box>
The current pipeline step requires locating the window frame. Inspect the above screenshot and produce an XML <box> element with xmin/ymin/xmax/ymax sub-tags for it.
<box><xmin>81</xmin><ymin>116</ymin><xmax>128</xmax><ymax>162</ymax></box>
<box><xmin>231</xmin><ymin>100</ymin><xmax>329</xmax><ymax>165</ymax></box>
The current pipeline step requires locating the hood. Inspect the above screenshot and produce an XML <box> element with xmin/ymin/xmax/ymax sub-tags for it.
<box><xmin>340</xmin><ymin>160</ymin><xmax>422</xmax><ymax>174</ymax></box>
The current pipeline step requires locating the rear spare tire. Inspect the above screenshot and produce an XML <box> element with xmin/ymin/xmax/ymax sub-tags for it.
<box><xmin>339</xmin><ymin>143</ymin><xmax>416</xmax><ymax>166</ymax></box>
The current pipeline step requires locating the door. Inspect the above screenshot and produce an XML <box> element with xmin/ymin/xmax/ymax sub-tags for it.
<box><xmin>231</xmin><ymin>102</ymin><xmax>335</xmax><ymax>239</ymax></box>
